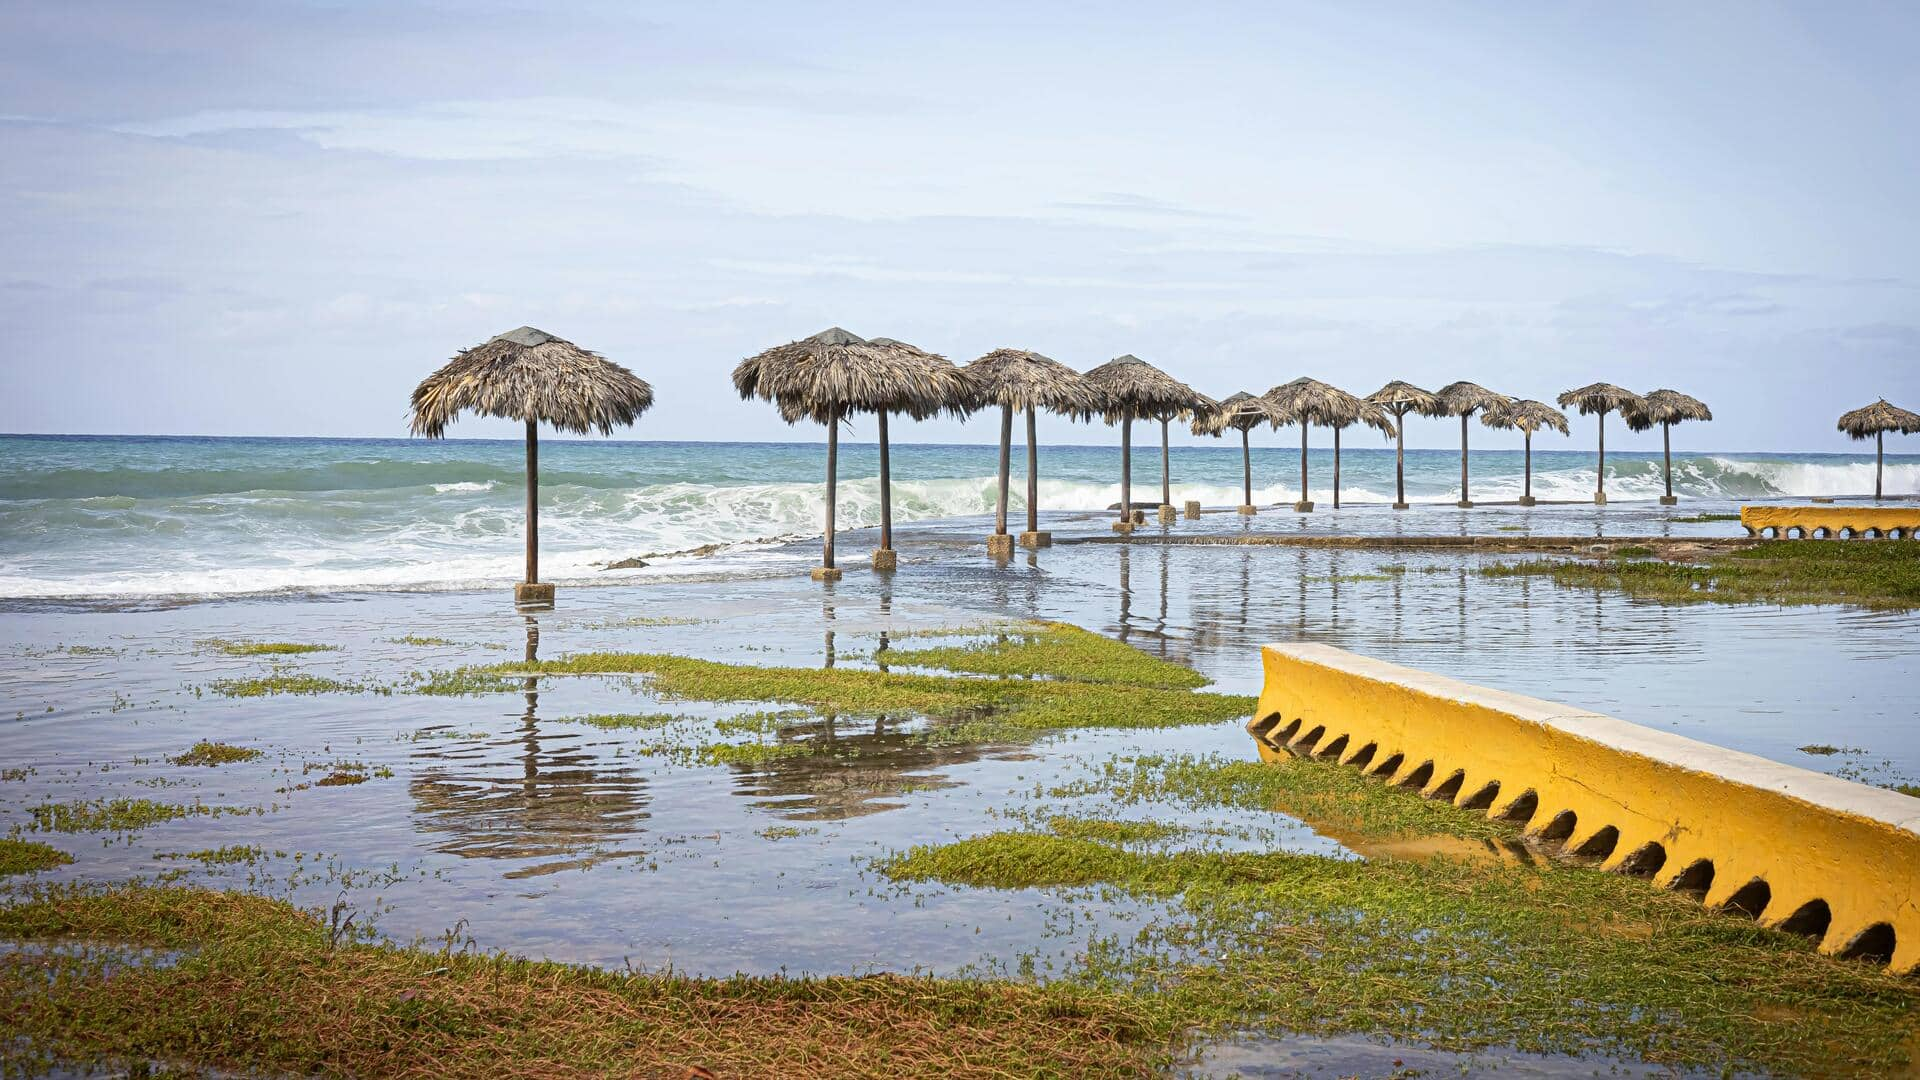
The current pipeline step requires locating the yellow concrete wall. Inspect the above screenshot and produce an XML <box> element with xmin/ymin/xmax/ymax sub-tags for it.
<box><xmin>1740</xmin><ymin>505</ymin><xmax>1920</xmax><ymax>538</ymax></box>
<box><xmin>1250</xmin><ymin>643</ymin><xmax>1920</xmax><ymax>974</ymax></box>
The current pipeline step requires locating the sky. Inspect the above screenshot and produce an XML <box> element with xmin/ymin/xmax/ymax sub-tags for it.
<box><xmin>2</xmin><ymin>0</ymin><xmax>1917</xmax><ymax>452</ymax></box>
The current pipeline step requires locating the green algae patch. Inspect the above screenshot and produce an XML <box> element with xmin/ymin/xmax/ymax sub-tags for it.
<box><xmin>28</xmin><ymin>799</ymin><xmax>211</xmax><ymax>835</ymax></box>
<box><xmin>200</xmin><ymin>639</ymin><xmax>337</xmax><ymax>657</ymax></box>
<box><xmin>1483</xmin><ymin>540</ymin><xmax>1920</xmax><ymax>609</ymax></box>
<box><xmin>168</xmin><ymin>741</ymin><xmax>262</xmax><ymax>767</ymax></box>
<box><xmin>155</xmin><ymin>845</ymin><xmax>263</xmax><ymax>866</ymax></box>
<box><xmin>471</xmin><ymin>646</ymin><xmax>1251</xmax><ymax>746</ymax></box>
<box><xmin>389</xmin><ymin>635</ymin><xmax>455</xmax><ymax>647</ymax></box>
<box><xmin>209</xmin><ymin>672</ymin><xmax>357</xmax><ymax>698</ymax></box>
<box><xmin>1058</xmin><ymin>753</ymin><xmax>1515</xmax><ymax>844</ymax></box>
<box><xmin>876</xmin><ymin>827</ymin><xmax>1920</xmax><ymax>1076</ymax></box>
<box><xmin>884</xmin><ymin>622</ymin><xmax>1208</xmax><ymax>689</ymax></box>
<box><xmin>0</xmin><ymin>885</ymin><xmax>1169</xmax><ymax>1078</ymax></box>
<box><xmin>0</xmin><ymin>839</ymin><xmax>72</xmax><ymax>877</ymax></box>
<box><xmin>563</xmin><ymin>712</ymin><xmax>695</xmax><ymax>731</ymax></box>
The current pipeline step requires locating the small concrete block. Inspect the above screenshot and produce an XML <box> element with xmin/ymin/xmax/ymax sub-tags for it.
<box><xmin>1594</xmin><ymin>492</ymin><xmax>1609</xmax><ymax>505</ymax></box>
<box><xmin>1237</xmin><ymin>505</ymin><xmax>1258</xmax><ymax>515</ymax></box>
<box><xmin>1659</xmin><ymin>495</ymin><xmax>1678</xmax><ymax>506</ymax></box>
<box><xmin>1184</xmin><ymin>500</ymin><xmax>1202</xmax><ymax>519</ymax></box>
<box><xmin>513</xmin><ymin>582</ymin><xmax>555</xmax><ymax>607</ymax></box>
<box><xmin>809</xmin><ymin>566</ymin><xmax>843</xmax><ymax>582</ymax></box>
<box><xmin>1111</xmin><ymin>521</ymin><xmax>1136</xmax><ymax>534</ymax></box>
<box><xmin>1811</xmin><ymin>496</ymin><xmax>1835</xmax><ymax>504</ymax></box>
<box><xmin>1156</xmin><ymin>505</ymin><xmax>1177</xmax><ymax>523</ymax></box>
<box><xmin>986</xmin><ymin>534</ymin><xmax>1014</xmax><ymax>556</ymax></box>
<box><xmin>1018</xmin><ymin>531</ymin><xmax>1051</xmax><ymax>548</ymax></box>
<box><xmin>1130</xmin><ymin>509</ymin><xmax>1146</xmax><ymax>524</ymax></box>
<box><xmin>1517</xmin><ymin>496</ymin><xmax>1537</xmax><ymax>507</ymax></box>
<box><xmin>1293</xmin><ymin>500</ymin><xmax>1315</xmax><ymax>512</ymax></box>
<box><xmin>1392</xmin><ymin>502</ymin><xmax>1409</xmax><ymax>510</ymax></box>
<box><xmin>871</xmin><ymin>548</ymin><xmax>898</xmax><ymax>571</ymax></box>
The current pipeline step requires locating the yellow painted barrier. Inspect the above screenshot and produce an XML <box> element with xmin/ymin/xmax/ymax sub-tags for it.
<box><xmin>1249</xmin><ymin>643</ymin><xmax>1920</xmax><ymax>973</ymax></box>
<box><xmin>1739</xmin><ymin>504</ymin><xmax>1920</xmax><ymax>539</ymax></box>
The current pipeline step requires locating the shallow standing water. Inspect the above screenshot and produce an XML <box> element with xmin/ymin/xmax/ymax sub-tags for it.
<box><xmin>3</xmin><ymin>498</ymin><xmax>1916</xmax><ymax>1077</ymax></box>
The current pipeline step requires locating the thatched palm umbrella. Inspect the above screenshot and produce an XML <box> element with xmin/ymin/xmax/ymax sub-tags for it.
<box><xmin>961</xmin><ymin>348</ymin><xmax>1100</xmax><ymax>552</ymax></box>
<box><xmin>1624</xmin><ymin>389</ymin><xmax>1713</xmax><ymax>505</ymax></box>
<box><xmin>410</xmin><ymin>326</ymin><xmax>653</xmax><ymax>606</ymax></box>
<box><xmin>1482</xmin><ymin>400</ymin><xmax>1569</xmax><ymax>506</ymax></box>
<box><xmin>1193</xmin><ymin>391</ymin><xmax>1285</xmax><ymax>513</ymax></box>
<box><xmin>863</xmin><ymin>337</ymin><xmax>969</xmax><ymax>568</ymax></box>
<box><xmin>1435</xmin><ymin>382</ymin><xmax>1511</xmax><ymax>508</ymax></box>
<box><xmin>1556</xmin><ymin>383</ymin><xmax>1646</xmax><ymax>505</ymax></box>
<box><xmin>1324</xmin><ymin>394</ymin><xmax>1397</xmax><ymax>509</ymax></box>
<box><xmin>1263</xmin><ymin>378</ymin><xmax>1349</xmax><ymax>512</ymax></box>
<box><xmin>734</xmin><ymin>328</ymin><xmax>958</xmax><ymax>580</ymax></box>
<box><xmin>1365</xmin><ymin>381</ymin><xmax>1444</xmax><ymax>509</ymax></box>
<box><xmin>1837</xmin><ymin>398</ymin><xmax>1920</xmax><ymax>500</ymax></box>
<box><xmin>1084</xmin><ymin>355</ymin><xmax>1199</xmax><ymax>532</ymax></box>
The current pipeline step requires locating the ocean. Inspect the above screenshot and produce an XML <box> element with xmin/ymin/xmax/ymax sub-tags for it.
<box><xmin>1</xmin><ymin>433</ymin><xmax>1913</xmax><ymax>602</ymax></box>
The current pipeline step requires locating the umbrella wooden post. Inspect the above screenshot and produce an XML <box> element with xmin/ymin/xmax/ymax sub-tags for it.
<box><xmin>1239</xmin><ymin>428</ymin><xmax>1256</xmax><ymax>513</ymax></box>
<box><xmin>1518</xmin><ymin>431</ymin><xmax>1536</xmax><ymax>506</ymax></box>
<box><xmin>989</xmin><ymin>404</ymin><xmax>1014</xmax><ymax>556</ymax></box>
<box><xmin>814</xmin><ymin>407</ymin><xmax>843</xmax><ymax>580</ymax></box>
<box><xmin>873</xmin><ymin>412</ymin><xmax>897</xmax><ymax>570</ymax></box>
<box><xmin>1293</xmin><ymin>420</ymin><xmax>1314</xmax><ymax>512</ymax></box>
<box><xmin>1393</xmin><ymin>413</ymin><xmax>1409</xmax><ymax>509</ymax></box>
<box><xmin>1659</xmin><ymin>422</ymin><xmax>1677</xmax><ymax>505</ymax></box>
<box><xmin>1020</xmin><ymin>405</ymin><xmax>1049</xmax><ymax>547</ymax></box>
<box><xmin>514</xmin><ymin>419</ymin><xmax>554</xmax><ymax>607</ymax></box>
<box><xmin>1456</xmin><ymin>413</ymin><xmax>1473</xmax><ymax>508</ymax></box>
<box><xmin>1333</xmin><ymin>426</ymin><xmax>1342</xmax><ymax>509</ymax></box>
<box><xmin>1114</xmin><ymin>416</ymin><xmax>1136</xmax><ymax>532</ymax></box>
<box><xmin>1877</xmin><ymin>431</ymin><xmax>1884</xmax><ymax>501</ymax></box>
<box><xmin>1157</xmin><ymin>418</ymin><xmax>1175</xmax><ymax>522</ymax></box>
<box><xmin>1595</xmin><ymin>412</ymin><xmax>1608</xmax><ymax>505</ymax></box>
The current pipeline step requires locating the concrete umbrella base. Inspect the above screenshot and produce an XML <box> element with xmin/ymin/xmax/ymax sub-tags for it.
<box><xmin>1518</xmin><ymin>496</ymin><xmax>1537</xmax><ymax>507</ymax></box>
<box><xmin>1237</xmin><ymin>505</ymin><xmax>1258</xmax><ymax>515</ymax></box>
<box><xmin>1018</xmin><ymin>531</ymin><xmax>1051</xmax><ymax>548</ymax></box>
<box><xmin>514</xmin><ymin>582</ymin><xmax>555</xmax><ymax>608</ymax></box>
<box><xmin>1293</xmin><ymin>500</ymin><xmax>1315</xmax><ymax>512</ymax></box>
<box><xmin>1392</xmin><ymin>502</ymin><xmax>1409</xmax><ymax>510</ymax></box>
<box><xmin>809</xmin><ymin>566</ymin><xmax>843</xmax><ymax>582</ymax></box>
<box><xmin>871</xmin><ymin>549</ymin><xmax>898</xmax><ymax>571</ymax></box>
<box><xmin>1156</xmin><ymin>505</ymin><xmax>1177</xmax><ymax>523</ymax></box>
<box><xmin>1111</xmin><ymin>521</ymin><xmax>1136</xmax><ymax>534</ymax></box>
<box><xmin>1594</xmin><ymin>492</ymin><xmax>1609</xmax><ymax>506</ymax></box>
<box><xmin>1456</xmin><ymin>500</ymin><xmax>1474</xmax><ymax>509</ymax></box>
<box><xmin>1184</xmin><ymin>500</ymin><xmax>1202</xmax><ymax>519</ymax></box>
<box><xmin>986</xmin><ymin>534</ymin><xmax>1014</xmax><ymax>557</ymax></box>
<box><xmin>1659</xmin><ymin>495</ymin><xmax>1678</xmax><ymax>506</ymax></box>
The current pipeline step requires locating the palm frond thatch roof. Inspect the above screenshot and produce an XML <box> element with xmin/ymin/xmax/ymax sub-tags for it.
<box><xmin>1435</xmin><ymin>381</ymin><xmax>1511</xmax><ymax>418</ymax></box>
<box><xmin>1556</xmin><ymin>382</ymin><xmax>1645</xmax><ymax>416</ymax></box>
<box><xmin>1365</xmin><ymin>380</ymin><xmax>1445</xmax><ymax>417</ymax></box>
<box><xmin>410</xmin><ymin>326</ymin><xmax>654</xmax><ymax>438</ymax></box>
<box><xmin>1193</xmin><ymin>391</ymin><xmax>1285</xmax><ymax>436</ymax></box>
<box><xmin>1624</xmin><ymin>389</ymin><xmax>1713</xmax><ymax>432</ymax></box>
<box><xmin>962</xmin><ymin>349</ymin><xmax>1101</xmax><ymax>419</ymax></box>
<box><xmin>1483</xmin><ymin>398</ymin><xmax>1571</xmax><ymax>436</ymax></box>
<box><xmin>1262</xmin><ymin>377</ymin><xmax>1350</xmax><ymax>425</ymax></box>
<box><xmin>1083</xmin><ymin>354</ymin><xmax>1203</xmax><ymax>423</ymax></box>
<box><xmin>733</xmin><ymin>328</ymin><xmax>966</xmax><ymax>426</ymax></box>
<box><xmin>1837</xmin><ymin>398</ymin><xmax>1920</xmax><ymax>439</ymax></box>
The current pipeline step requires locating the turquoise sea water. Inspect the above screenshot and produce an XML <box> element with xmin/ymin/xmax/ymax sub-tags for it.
<box><xmin>1</xmin><ymin>433</ymin><xmax>1913</xmax><ymax>601</ymax></box>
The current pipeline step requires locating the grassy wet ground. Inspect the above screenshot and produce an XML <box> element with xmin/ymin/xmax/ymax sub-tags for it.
<box><xmin>3</xmin><ymin>618</ymin><xmax>1917</xmax><ymax>1076</ymax></box>
<box><xmin>1484</xmin><ymin>539</ymin><xmax>1920</xmax><ymax>609</ymax></box>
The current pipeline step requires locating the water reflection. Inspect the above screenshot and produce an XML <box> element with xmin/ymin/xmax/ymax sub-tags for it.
<box><xmin>724</xmin><ymin>709</ymin><xmax>1007</xmax><ymax>821</ymax></box>
<box><xmin>409</xmin><ymin>612</ymin><xmax>651</xmax><ymax>878</ymax></box>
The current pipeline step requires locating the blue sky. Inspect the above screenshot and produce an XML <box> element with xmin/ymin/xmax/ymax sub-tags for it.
<box><xmin>2</xmin><ymin>0</ymin><xmax>1916</xmax><ymax>451</ymax></box>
